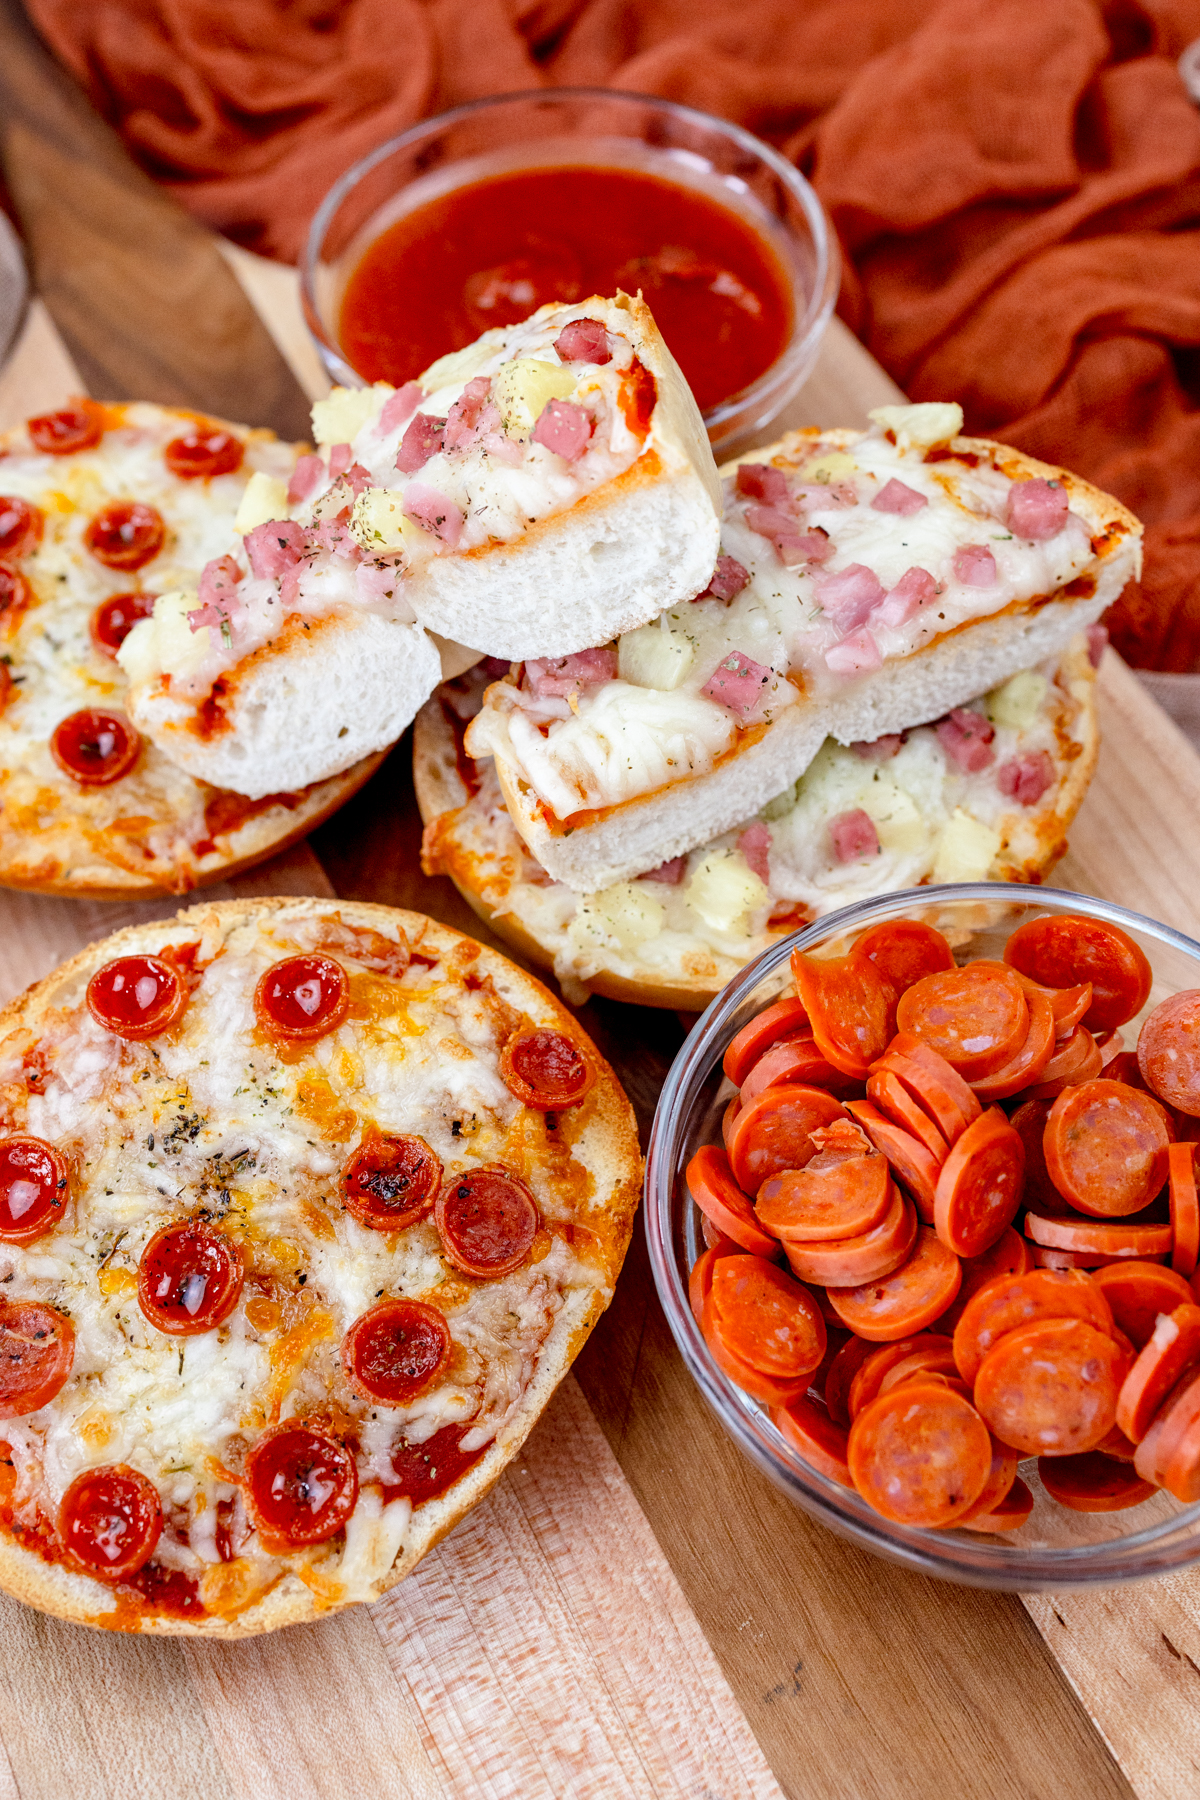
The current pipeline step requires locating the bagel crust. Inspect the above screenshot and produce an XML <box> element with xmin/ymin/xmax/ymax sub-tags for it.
<box><xmin>0</xmin><ymin>899</ymin><xmax>640</xmax><ymax>1635</ymax></box>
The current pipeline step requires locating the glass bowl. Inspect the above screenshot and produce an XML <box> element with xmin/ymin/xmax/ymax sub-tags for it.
<box><xmin>300</xmin><ymin>87</ymin><xmax>839</xmax><ymax>457</ymax></box>
<box><xmin>646</xmin><ymin>882</ymin><xmax>1200</xmax><ymax>1590</ymax></box>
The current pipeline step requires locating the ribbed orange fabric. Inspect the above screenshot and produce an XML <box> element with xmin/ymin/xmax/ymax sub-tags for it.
<box><xmin>22</xmin><ymin>0</ymin><xmax>1200</xmax><ymax>665</ymax></box>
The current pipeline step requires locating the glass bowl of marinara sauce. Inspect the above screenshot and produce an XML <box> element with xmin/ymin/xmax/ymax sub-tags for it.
<box><xmin>646</xmin><ymin>883</ymin><xmax>1200</xmax><ymax>1590</ymax></box>
<box><xmin>301</xmin><ymin>87</ymin><xmax>838</xmax><ymax>456</ymax></box>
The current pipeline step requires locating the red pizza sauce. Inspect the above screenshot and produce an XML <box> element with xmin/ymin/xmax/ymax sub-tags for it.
<box><xmin>337</xmin><ymin>165</ymin><xmax>793</xmax><ymax>415</ymax></box>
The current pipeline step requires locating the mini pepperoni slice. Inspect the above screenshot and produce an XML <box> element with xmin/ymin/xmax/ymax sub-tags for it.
<box><xmin>934</xmin><ymin>1106</ymin><xmax>1024</xmax><ymax>1259</ymax></box>
<box><xmin>895</xmin><ymin>964</ymin><xmax>1028</xmax><ymax>1081</ymax></box>
<box><xmin>1033</xmin><ymin>1246</ymin><xmax>1166</xmax><ymax>1271</ymax></box>
<box><xmin>385</xmin><ymin>1422</ymin><xmax>486</xmax><ymax>1506</ymax></box>
<box><xmin>1139</xmin><ymin>990</ymin><xmax>1200</xmax><ymax>1119</ymax></box>
<box><xmin>1025</xmin><ymin>1212</ymin><xmax>1173</xmax><ymax>1258</ymax></box>
<box><xmin>1091</xmin><ymin>1260</ymin><xmax>1193</xmax><ymax>1349</ymax></box>
<box><xmin>783</xmin><ymin>1185</ymin><xmax>917</xmax><ymax>1288</ymax></box>
<box><xmin>1010</xmin><ymin>1099</ymin><xmax>1068</xmax><ymax>1213</ymax></box>
<box><xmin>1107</xmin><ymin>1050</ymin><xmax>1149</xmax><ymax>1091</ymax></box>
<box><xmin>499</xmin><ymin>1026</ymin><xmax>593</xmax><ymax>1110</ymax></box>
<box><xmin>960</xmin><ymin>1473</ymin><xmax>1034</xmax><ymax>1532</ymax></box>
<box><xmin>1038</xmin><ymin>1451</ymin><xmax>1155</xmax><ymax>1512</ymax></box>
<box><xmin>61</xmin><ymin>1464</ymin><xmax>163</xmax><ymax>1579</ymax></box>
<box><xmin>137</xmin><ymin>1221</ymin><xmax>244</xmax><ymax>1335</ymax></box>
<box><xmin>701</xmin><ymin>1212</ymin><xmax>743</xmax><ymax>1254</ymax></box>
<box><xmin>690</xmin><ymin>1243</ymin><xmax>739</xmax><ymax>1324</ymax></box>
<box><xmin>791</xmin><ymin>948</ymin><xmax>892</xmax><ymax>1077</ymax></box>
<box><xmin>740</xmin><ymin>1035</ymin><xmax>855</xmax><ymax>1104</ymax></box>
<box><xmin>51</xmin><ymin>709</ymin><xmax>141</xmax><ymax>786</ymax></box>
<box><xmin>706</xmin><ymin>1255</ymin><xmax>826</xmax><ymax>1379</ymax></box>
<box><xmin>722</xmin><ymin>1096</ymin><xmax>740</xmax><ymax>1149</ymax></box>
<box><xmin>686</xmin><ymin>1144</ymin><xmax>779</xmax><ymax>1256</ymax></box>
<box><xmin>939</xmin><ymin>1227</ymin><xmax>1033</xmax><ymax>1335</ymax></box>
<box><xmin>954</xmin><ymin>1435</ymin><xmax>1020</xmax><ymax>1526</ymax></box>
<box><xmin>84</xmin><ymin>500</ymin><xmax>165</xmax><ymax>571</ymax></box>
<box><xmin>845</xmin><ymin>1099</ymin><xmax>940</xmax><ymax>1222</ymax></box>
<box><xmin>848</xmin><ymin>1382</ymin><xmax>991</xmax><ymax>1526</ymax></box>
<box><xmin>974</xmin><ymin>1316</ymin><xmax>1128</xmax><ymax>1455</ymax></box>
<box><xmin>0</xmin><ymin>565</ymin><xmax>31</xmax><ymax>634</ymax></box>
<box><xmin>28</xmin><ymin>401</ymin><xmax>104</xmax><ymax>456</ymax></box>
<box><xmin>1022</xmin><ymin>1024</ymin><xmax>1103</xmax><ymax>1099</ymax></box>
<box><xmin>245</xmin><ymin>1423</ymin><xmax>359</xmax><ymax>1547</ymax></box>
<box><xmin>952</xmin><ymin>1267</ymin><xmax>1115</xmax><ymax>1385</ymax></box>
<box><xmin>854</xmin><ymin>919</ymin><xmax>955</xmax><ymax>995</ymax></box>
<box><xmin>871</xmin><ymin>1034</ymin><xmax>981</xmax><ymax>1146</ymax></box>
<box><xmin>847</xmin><ymin>1334</ymin><xmax>953</xmax><ymax>1418</ymax></box>
<box><xmin>865</xmin><ymin>1069</ymin><xmax>949</xmax><ymax>1164</ymax></box>
<box><xmin>164</xmin><ymin>427</ymin><xmax>244</xmax><ymax>480</ymax></box>
<box><xmin>87</xmin><ymin>955</ymin><xmax>186</xmax><ymax>1041</ymax></box>
<box><xmin>1116</xmin><ymin>1303</ymin><xmax>1200</xmax><ymax>1442</ymax></box>
<box><xmin>1094</xmin><ymin>1421</ymin><xmax>1139</xmax><ymax>1462</ymax></box>
<box><xmin>822</xmin><ymin>1334</ymin><xmax>874</xmax><ymax>1426</ymax></box>
<box><xmin>0</xmin><ymin>1301</ymin><xmax>74</xmax><ymax>1414</ymax></box>
<box><xmin>342</xmin><ymin>1298</ymin><xmax>451</xmax><ymax>1405</ymax></box>
<box><xmin>1042</xmin><ymin>1079</ymin><xmax>1170</xmax><ymax>1220</ymax></box>
<box><xmin>828</xmin><ymin>1226</ymin><xmax>961</xmax><ymax>1341</ymax></box>
<box><xmin>876</xmin><ymin>1345</ymin><xmax>962</xmax><ymax>1397</ymax></box>
<box><xmin>1005</xmin><ymin>914</ymin><xmax>1152</xmax><ymax>1034</ymax></box>
<box><xmin>436</xmin><ymin>1166</ymin><xmax>539</xmax><ymax>1278</ymax></box>
<box><xmin>1169</xmin><ymin>1141</ymin><xmax>1200</xmax><ymax>1278</ymax></box>
<box><xmin>756</xmin><ymin>1138</ymin><xmax>891</xmax><ymax>1243</ymax></box>
<box><xmin>0</xmin><ymin>495</ymin><xmax>43</xmax><ymax>559</ymax></box>
<box><xmin>723</xmin><ymin>997</ymin><xmax>810</xmax><ymax>1086</ymax></box>
<box><xmin>971</xmin><ymin>989</ymin><xmax>1056</xmax><ymax>1101</ymax></box>
<box><xmin>726</xmin><ymin>1085</ymin><xmax>847</xmax><ymax>1195</ymax></box>
<box><xmin>1010</xmin><ymin>971</ymin><xmax>1095</xmax><ymax>1036</ymax></box>
<box><xmin>772</xmin><ymin>1394</ymin><xmax>852</xmax><ymax>1486</ymax></box>
<box><xmin>0</xmin><ymin>1136</ymin><xmax>68</xmax><ymax>1244</ymax></box>
<box><xmin>90</xmin><ymin>590</ymin><xmax>157</xmax><ymax>658</ymax></box>
<box><xmin>342</xmin><ymin>1133</ymin><xmax>443</xmax><ymax>1231</ymax></box>
<box><xmin>255</xmin><ymin>953</ymin><xmax>348</xmax><ymax>1040</ymax></box>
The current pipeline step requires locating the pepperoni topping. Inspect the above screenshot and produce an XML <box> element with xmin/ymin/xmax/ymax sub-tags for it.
<box><xmin>894</xmin><ymin>963</ymin><xmax>1029</xmax><ymax>1080</ymax></box>
<box><xmin>1004</xmin><ymin>914</ymin><xmax>1152</xmax><ymax>1034</ymax></box>
<box><xmin>27</xmin><ymin>402</ymin><xmax>103</xmax><ymax>456</ymax></box>
<box><xmin>0</xmin><ymin>496</ymin><xmax>43</xmax><ymax>560</ymax></box>
<box><xmin>90</xmin><ymin>591</ymin><xmax>157</xmax><ymax>658</ymax></box>
<box><xmin>254</xmin><ymin>954</ymin><xmax>348</xmax><ymax>1040</ymax></box>
<box><xmin>61</xmin><ymin>1465</ymin><xmax>163</xmax><ymax>1579</ymax></box>
<box><xmin>384</xmin><ymin>1422</ymin><xmax>486</xmax><ymax>1506</ymax></box>
<box><xmin>1043</xmin><ymin>1079</ymin><xmax>1171</xmax><ymax>1218</ymax></box>
<box><xmin>137</xmin><ymin>1222</ymin><xmax>244</xmax><ymax>1335</ymax></box>
<box><xmin>1138</xmin><ymin>990</ymin><xmax>1200</xmax><ymax>1117</ymax></box>
<box><xmin>84</xmin><ymin>500</ymin><xmax>166</xmax><ymax>572</ymax></box>
<box><xmin>244</xmin><ymin>1424</ymin><xmax>358</xmax><ymax>1547</ymax></box>
<box><xmin>0</xmin><ymin>1137</ymin><xmax>68</xmax><ymax>1244</ymax></box>
<box><xmin>342</xmin><ymin>1299</ymin><xmax>451</xmax><ymax>1405</ymax></box>
<box><xmin>0</xmin><ymin>564</ymin><xmax>32</xmax><ymax>630</ymax></box>
<box><xmin>163</xmin><ymin>428</ymin><xmax>244</xmax><ymax>480</ymax></box>
<box><xmin>435</xmin><ymin>1167</ymin><xmax>539</xmax><ymax>1279</ymax></box>
<box><xmin>50</xmin><ymin>710</ymin><xmax>141</xmax><ymax>786</ymax></box>
<box><xmin>87</xmin><ymin>955</ymin><xmax>186</xmax><ymax>1040</ymax></box>
<box><xmin>0</xmin><ymin>1301</ymin><xmax>75</xmax><ymax>1414</ymax></box>
<box><xmin>499</xmin><ymin>1027</ymin><xmax>593</xmax><ymax>1110</ymax></box>
<box><xmin>342</xmin><ymin>1134</ymin><xmax>442</xmax><ymax>1231</ymax></box>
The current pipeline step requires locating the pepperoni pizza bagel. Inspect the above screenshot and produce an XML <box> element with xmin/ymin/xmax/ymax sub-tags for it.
<box><xmin>0</xmin><ymin>898</ymin><xmax>639</xmax><ymax>1634</ymax></box>
<box><xmin>0</xmin><ymin>400</ymin><xmax>384</xmax><ymax>898</ymax></box>
<box><xmin>417</xmin><ymin>637</ymin><xmax>1098</xmax><ymax>1010</ymax></box>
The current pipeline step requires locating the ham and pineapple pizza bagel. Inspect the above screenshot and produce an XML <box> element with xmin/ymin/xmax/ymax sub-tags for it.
<box><xmin>0</xmin><ymin>897</ymin><xmax>639</xmax><ymax>1635</ymax></box>
<box><xmin>0</xmin><ymin>399</ymin><xmax>383</xmax><ymax>898</ymax></box>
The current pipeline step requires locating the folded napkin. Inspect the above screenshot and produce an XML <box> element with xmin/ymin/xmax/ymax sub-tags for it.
<box><xmin>22</xmin><ymin>0</ymin><xmax>1200</xmax><ymax>669</ymax></box>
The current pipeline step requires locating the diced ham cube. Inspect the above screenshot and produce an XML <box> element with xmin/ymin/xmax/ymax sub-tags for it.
<box><xmin>953</xmin><ymin>544</ymin><xmax>997</xmax><ymax>587</ymax></box>
<box><xmin>736</xmin><ymin>463</ymin><xmax>792</xmax><ymax>508</ymax></box>
<box><xmin>340</xmin><ymin>463</ymin><xmax>373</xmax><ymax>497</ymax></box>
<box><xmin>871</xmin><ymin>565</ymin><xmax>939</xmax><ymax>629</ymax></box>
<box><xmin>813</xmin><ymin>563</ymin><xmax>887</xmax><ymax>632</ymax></box>
<box><xmin>644</xmin><ymin>856</ymin><xmax>686</xmax><ymax>885</ymax></box>
<box><xmin>997</xmin><ymin>750</ymin><xmax>1055</xmax><ymax>806</ymax></box>
<box><xmin>524</xmin><ymin>648</ymin><xmax>618</xmax><ymax>697</ymax></box>
<box><xmin>699</xmin><ymin>555</ymin><xmax>750</xmax><ymax>603</ymax></box>
<box><xmin>444</xmin><ymin>377</ymin><xmax>500</xmax><ymax>451</ymax></box>
<box><xmin>830</xmin><ymin>809</ymin><xmax>880</xmax><ymax>863</ymax></box>
<box><xmin>1007</xmin><ymin>477</ymin><xmax>1069</xmax><ymax>542</ymax></box>
<box><xmin>936</xmin><ymin>706</ymin><xmax>995</xmax><ymax>772</ymax></box>
<box><xmin>702</xmin><ymin>651</ymin><xmax>774</xmax><ymax>721</ymax></box>
<box><xmin>824</xmin><ymin>629</ymin><xmax>882</xmax><ymax>674</ymax></box>
<box><xmin>244</xmin><ymin>519</ymin><xmax>305</xmax><ymax>579</ymax></box>
<box><xmin>403</xmin><ymin>482</ymin><xmax>464</xmax><ymax>548</ymax></box>
<box><xmin>1087</xmin><ymin>622</ymin><xmax>1109</xmax><ymax>668</ymax></box>
<box><xmin>188</xmin><ymin>554</ymin><xmax>243</xmax><ymax>635</ymax></box>
<box><xmin>355</xmin><ymin>561</ymin><xmax>402</xmax><ymax>606</ymax></box>
<box><xmin>737</xmin><ymin>822</ymin><xmax>772</xmax><ymax>883</ymax></box>
<box><xmin>286</xmin><ymin>454</ymin><xmax>325</xmax><ymax>506</ymax></box>
<box><xmin>871</xmin><ymin>478</ymin><xmax>928</xmax><ymax>517</ymax></box>
<box><xmin>396</xmin><ymin>413</ymin><xmax>446</xmax><ymax>474</ymax></box>
<box><xmin>745</xmin><ymin>505</ymin><xmax>832</xmax><ymax>566</ymax></box>
<box><xmin>328</xmin><ymin>443</ymin><xmax>353</xmax><ymax>479</ymax></box>
<box><xmin>379</xmin><ymin>383</ymin><xmax>424</xmax><ymax>436</ymax></box>
<box><xmin>852</xmin><ymin>733</ymin><xmax>904</xmax><ymax>760</ymax></box>
<box><xmin>553</xmin><ymin>319</ymin><xmax>611</xmax><ymax>365</ymax></box>
<box><xmin>532</xmin><ymin>398</ymin><xmax>593</xmax><ymax>462</ymax></box>
<box><xmin>304</xmin><ymin>515</ymin><xmax>363</xmax><ymax>563</ymax></box>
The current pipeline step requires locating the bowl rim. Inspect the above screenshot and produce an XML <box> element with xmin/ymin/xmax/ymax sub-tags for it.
<box><xmin>645</xmin><ymin>880</ymin><xmax>1200</xmax><ymax>1590</ymax></box>
<box><xmin>299</xmin><ymin>84</ymin><xmax>840</xmax><ymax>435</ymax></box>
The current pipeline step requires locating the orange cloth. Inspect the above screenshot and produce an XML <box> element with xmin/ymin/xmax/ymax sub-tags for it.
<box><xmin>23</xmin><ymin>0</ymin><xmax>1200</xmax><ymax>667</ymax></box>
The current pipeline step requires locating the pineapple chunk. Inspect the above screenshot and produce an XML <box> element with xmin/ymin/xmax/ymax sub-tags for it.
<box><xmin>567</xmin><ymin>883</ymin><xmax>665</xmax><ymax>955</ymax></box>
<box><xmin>118</xmin><ymin>590</ymin><xmax>211</xmax><ymax>685</ymax></box>
<box><xmin>803</xmin><ymin>451</ymin><xmax>858</xmax><ymax>483</ymax></box>
<box><xmin>931</xmin><ymin>809</ymin><xmax>1001</xmax><ymax>883</ymax></box>
<box><xmin>310</xmin><ymin>384</ymin><xmax>387</xmax><ymax>449</ymax></box>
<box><xmin>868</xmin><ymin>402</ymin><xmax>964</xmax><ymax>449</ymax></box>
<box><xmin>493</xmin><ymin>359</ymin><xmax>577</xmax><ymax>436</ymax></box>
<box><xmin>686</xmin><ymin>850</ymin><xmax>768</xmax><ymax>933</ymax></box>
<box><xmin>985</xmin><ymin>669</ymin><xmax>1047</xmax><ymax>731</ymax></box>
<box><xmin>235</xmin><ymin>472</ymin><xmax>290</xmax><ymax>534</ymax></box>
<box><xmin>351</xmin><ymin>488</ymin><xmax>424</xmax><ymax>558</ymax></box>
<box><xmin>618</xmin><ymin>621</ymin><xmax>695</xmax><ymax>691</ymax></box>
<box><xmin>864</xmin><ymin>777</ymin><xmax>927</xmax><ymax>858</ymax></box>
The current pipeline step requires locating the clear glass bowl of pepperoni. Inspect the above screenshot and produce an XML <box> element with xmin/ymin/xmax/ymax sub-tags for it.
<box><xmin>646</xmin><ymin>883</ymin><xmax>1200</xmax><ymax>1589</ymax></box>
